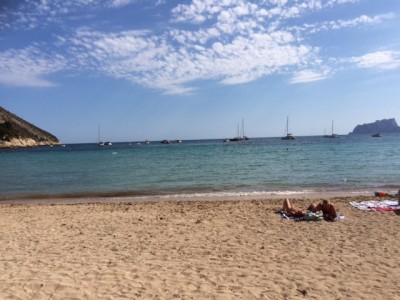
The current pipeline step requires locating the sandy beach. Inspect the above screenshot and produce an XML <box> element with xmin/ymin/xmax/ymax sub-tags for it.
<box><xmin>0</xmin><ymin>196</ymin><xmax>399</xmax><ymax>299</ymax></box>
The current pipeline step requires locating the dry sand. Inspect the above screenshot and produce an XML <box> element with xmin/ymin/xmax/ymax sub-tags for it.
<box><xmin>0</xmin><ymin>196</ymin><xmax>399</xmax><ymax>299</ymax></box>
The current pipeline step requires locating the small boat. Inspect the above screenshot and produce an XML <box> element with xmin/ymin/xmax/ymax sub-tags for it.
<box><xmin>323</xmin><ymin>133</ymin><xmax>338</xmax><ymax>138</ymax></box>
<box><xmin>97</xmin><ymin>125</ymin><xmax>112</xmax><ymax>146</ymax></box>
<box><xmin>229</xmin><ymin>137</ymin><xmax>241</xmax><ymax>142</ymax></box>
<box><xmin>323</xmin><ymin>121</ymin><xmax>338</xmax><ymax>138</ymax></box>
<box><xmin>281</xmin><ymin>116</ymin><xmax>295</xmax><ymax>140</ymax></box>
<box><xmin>161</xmin><ymin>139</ymin><xmax>182</xmax><ymax>144</ymax></box>
<box><xmin>371</xmin><ymin>133</ymin><xmax>381</xmax><ymax>137</ymax></box>
<box><xmin>282</xmin><ymin>133</ymin><xmax>295</xmax><ymax>140</ymax></box>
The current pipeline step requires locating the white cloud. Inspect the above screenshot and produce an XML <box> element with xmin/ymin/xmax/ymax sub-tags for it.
<box><xmin>0</xmin><ymin>47</ymin><xmax>66</xmax><ymax>87</ymax></box>
<box><xmin>171</xmin><ymin>0</ymin><xmax>261</xmax><ymax>24</ymax></box>
<box><xmin>0</xmin><ymin>74</ymin><xmax>57</xmax><ymax>88</ymax></box>
<box><xmin>0</xmin><ymin>0</ymin><xmax>397</xmax><ymax>93</ymax></box>
<box><xmin>350</xmin><ymin>51</ymin><xmax>400</xmax><ymax>70</ymax></box>
<box><xmin>108</xmin><ymin>0</ymin><xmax>137</xmax><ymax>8</ymax></box>
<box><xmin>60</xmin><ymin>27</ymin><xmax>318</xmax><ymax>93</ymax></box>
<box><xmin>326</xmin><ymin>0</ymin><xmax>358</xmax><ymax>5</ymax></box>
<box><xmin>289</xmin><ymin>69</ymin><xmax>330</xmax><ymax>84</ymax></box>
<box><xmin>0</xmin><ymin>0</ymin><xmax>139</xmax><ymax>30</ymax></box>
<box><xmin>298</xmin><ymin>13</ymin><xmax>394</xmax><ymax>34</ymax></box>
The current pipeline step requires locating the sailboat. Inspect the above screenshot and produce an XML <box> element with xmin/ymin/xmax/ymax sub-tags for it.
<box><xmin>224</xmin><ymin>119</ymin><xmax>249</xmax><ymax>142</ymax></box>
<box><xmin>229</xmin><ymin>123</ymin><xmax>242</xmax><ymax>142</ymax></box>
<box><xmin>97</xmin><ymin>124</ymin><xmax>112</xmax><ymax>146</ymax></box>
<box><xmin>323</xmin><ymin>120</ymin><xmax>338</xmax><ymax>138</ymax></box>
<box><xmin>281</xmin><ymin>116</ymin><xmax>295</xmax><ymax>140</ymax></box>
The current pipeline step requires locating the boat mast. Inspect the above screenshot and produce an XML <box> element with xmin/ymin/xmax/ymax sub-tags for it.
<box><xmin>241</xmin><ymin>119</ymin><xmax>245</xmax><ymax>139</ymax></box>
<box><xmin>98</xmin><ymin>124</ymin><xmax>105</xmax><ymax>145</ymax></box>
<box><xmin>285</xmin><ymin>116</ymin><xmax>289</xmax><ymax>135</ymax></box>
<box><xmin>98</xmin><ymin>124</ymin><xmax>101</xmax><ymax>143</ymax></box>
<box><xmin>287</xmin><ymin>116</ymin><xmax>289</xmax><ymax>135</ymax></box>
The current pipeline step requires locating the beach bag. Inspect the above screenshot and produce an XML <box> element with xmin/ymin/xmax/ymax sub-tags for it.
<box><xmin>303</xmin><ymin>210</ymin><xmax>323</xmax><ymax>221</ymax></box>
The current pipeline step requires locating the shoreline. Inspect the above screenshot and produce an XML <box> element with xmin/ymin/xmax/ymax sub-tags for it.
<box><xmin>0</xmin><ymin>188</ymin><xmax>386</xmax><ymax>205</ymax></box>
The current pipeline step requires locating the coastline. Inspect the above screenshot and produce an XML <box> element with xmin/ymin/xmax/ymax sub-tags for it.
<box><xmin>0</xmin><ymin>195</ymin><xmax>399</xmax><ymax>299</ymax></box>
<box><xmin>0</xmin><ymin>188</ymin><xmax>385</xmax><ymax>205</ymax></box>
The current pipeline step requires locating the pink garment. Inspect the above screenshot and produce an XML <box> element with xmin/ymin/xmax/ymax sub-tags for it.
<box><xmin>370</xmin><ymin>207</ymin><xmax>400</xmax><ymax>212</ymax></box>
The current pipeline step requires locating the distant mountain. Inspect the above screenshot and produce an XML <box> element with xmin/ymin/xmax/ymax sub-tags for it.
<box><xmin>349</xmin><ymin>118</ymin><xmax>400</xmax><ymax>135</ymax></box>
<box><xmin>0</xmin><ymin>107</ymin><xmax>59</xmax><ymax>148</ymax></box>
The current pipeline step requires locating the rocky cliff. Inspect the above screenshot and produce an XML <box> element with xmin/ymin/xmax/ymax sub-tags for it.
<box><xmin>350</xmin><ymin>118</ymin><xmax>400</xmax><ymax>134</ymax></box>
<box><xmin>0</xmin><ymin>107</ymin><xmax>60</xmax><ymax>148</ymax></box>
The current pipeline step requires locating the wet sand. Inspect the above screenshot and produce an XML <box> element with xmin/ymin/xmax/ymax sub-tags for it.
<box><xmin>0</xmin><ymin>195</ymin><xmax>399</xmax><ymax>299</ymax></box>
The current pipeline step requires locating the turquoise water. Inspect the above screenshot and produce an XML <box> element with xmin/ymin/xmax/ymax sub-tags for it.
<box><xmin>1</xmin><ymin>134</ymin><xmax>400</xmax><ymax>199</ymax></box>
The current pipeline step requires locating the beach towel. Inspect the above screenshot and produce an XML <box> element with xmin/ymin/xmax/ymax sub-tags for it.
<box><xmin>277</xmin><ymin>210</ymin><xmax>344</xmax><ymax>221</ymax></box>
<box><xmin>349</xmin><ymin>200</ymin><xmax>400</xmax><ymax>211</ymax></box>
<box><xmin>303</xmin><ymin>211</ymin><xmax>324</xmax><ymax>221</ymax></box>
<box><xmin>278</xmin><ymin>211</ymin><xmax>293</xmax><ymax>219</ymax></box>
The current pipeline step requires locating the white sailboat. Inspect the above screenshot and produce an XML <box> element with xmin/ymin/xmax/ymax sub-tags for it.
<box><xmin>324</xmin><ymin>120</ymin><xmax>338</xmax><ymax>138</ymax></box>
<box><xmin>281</xmin><ymin>116</ymin><xmax>295</xmax><ymax>140</ymax></box>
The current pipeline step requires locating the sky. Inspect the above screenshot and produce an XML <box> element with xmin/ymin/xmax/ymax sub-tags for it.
<box><xmin>1</xmin><ymin>0</ymin><xmax>400</xmax><ymax>143</ymax></box>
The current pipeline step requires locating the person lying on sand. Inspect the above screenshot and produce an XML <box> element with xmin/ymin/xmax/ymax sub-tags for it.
<box><xmin>282</xmin><ymin>198</ymin><xmax>337</xmax><ymax>221</ymax></box>
<box><xmin>281</xmin><ymin>198</ymin><xmax>309</xmax><ymax>218</ymax></box>
<box><xmin>374</xmin><ymin>191</ymin><xmax>399</xmax><ymax>199</ymax></box>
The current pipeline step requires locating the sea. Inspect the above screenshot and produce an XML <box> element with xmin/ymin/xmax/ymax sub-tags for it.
<box><xmin>1</xmin><ymin>134</ymin><xmax>400</xmax><ymax>201</ymax></box>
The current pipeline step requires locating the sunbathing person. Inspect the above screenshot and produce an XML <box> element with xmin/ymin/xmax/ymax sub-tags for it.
<box><xmin>282</xmin><ymin>198</ymin><xmax>337</xmax><ymax>221</ymax></box>
<box><xmin>281</xmin><ymin>198</ymin><xmax>306</xmax><ymax>218</ymax></box>
<box><xmin>309</xmin><ymin>199</ymin><xmax>337</xmax><ymax>221</ymax></box>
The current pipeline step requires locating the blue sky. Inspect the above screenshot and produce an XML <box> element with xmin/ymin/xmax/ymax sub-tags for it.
<box><xmin>1</xmin><ymin>0</ymin><xmax>400</xmax><ymax>143</ymax></box>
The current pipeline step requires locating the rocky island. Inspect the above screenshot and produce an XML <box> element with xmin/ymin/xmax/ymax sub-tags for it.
<box><xmin>0</xmin><ymin>107</ymin><xmax>60</xmax><ymax>148</ymax></box>
<box><xmin>349</xmin><ymin>118</ymin><xmax>400</xmax><ymax>135</ymax></box>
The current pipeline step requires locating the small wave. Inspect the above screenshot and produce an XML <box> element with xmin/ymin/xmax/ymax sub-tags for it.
<box><xmin>156</xmin><ymin>190</ymin><xmax>317</xmax><ymax>199</ymax></box>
